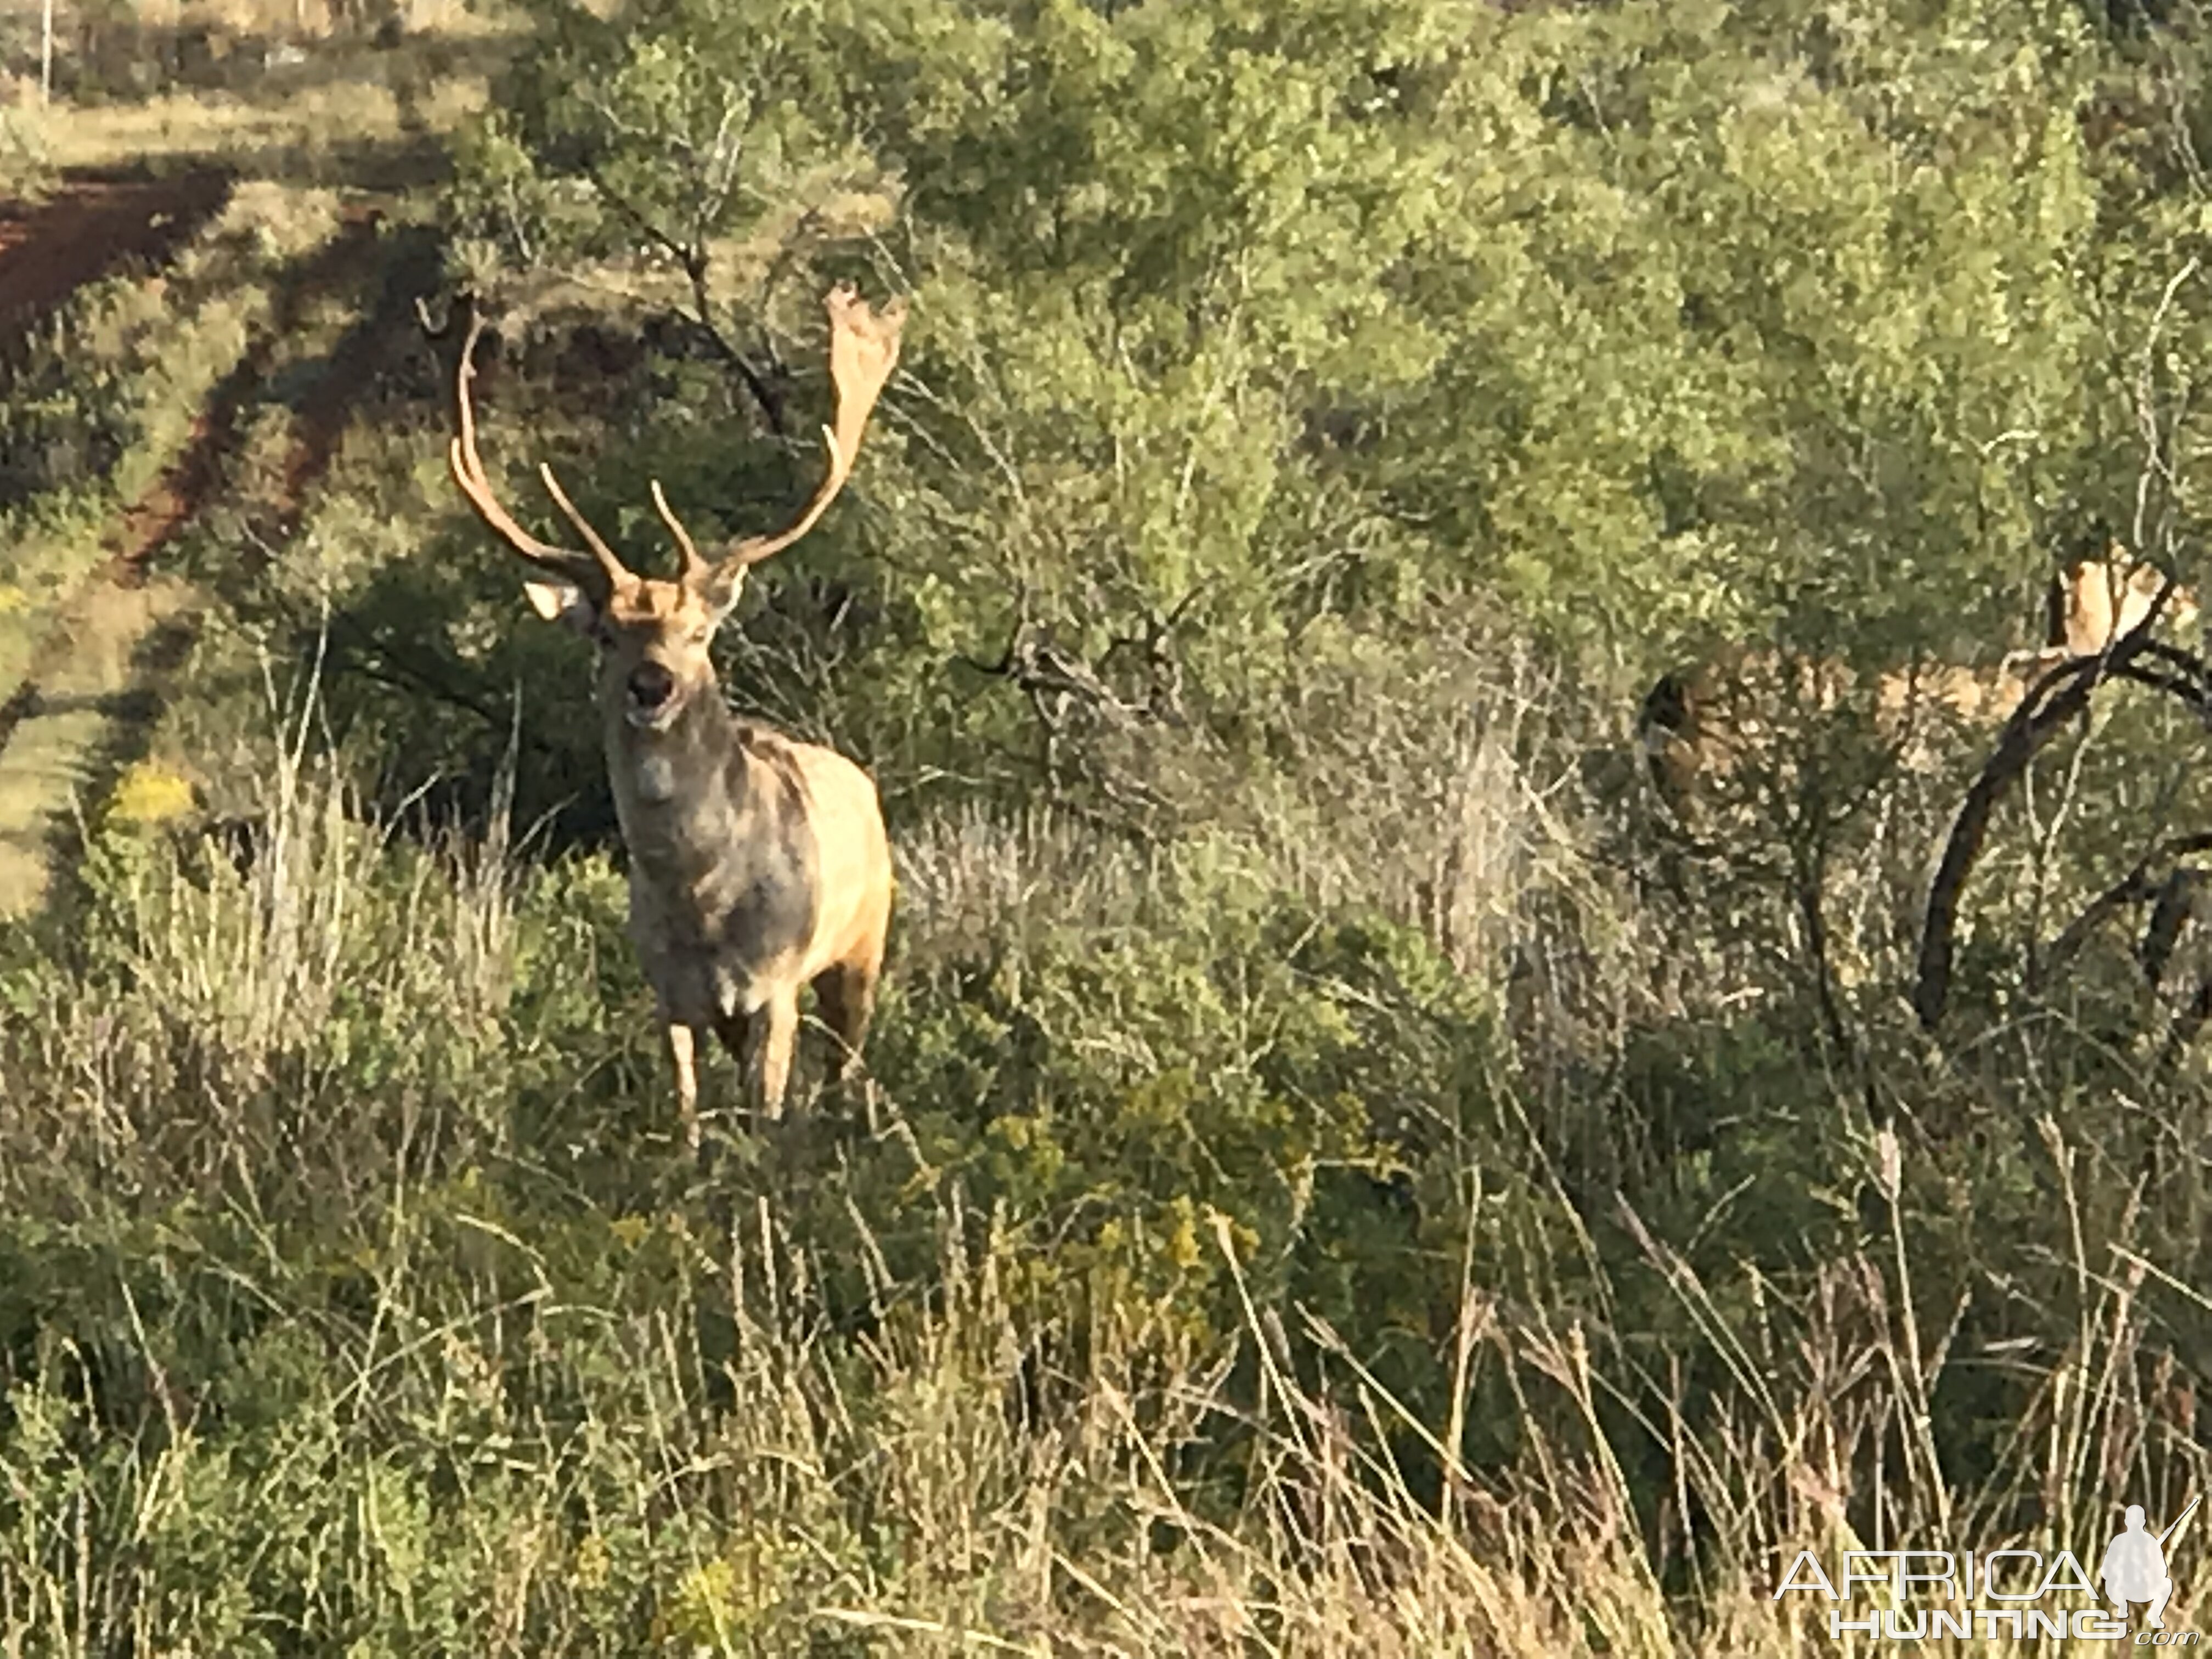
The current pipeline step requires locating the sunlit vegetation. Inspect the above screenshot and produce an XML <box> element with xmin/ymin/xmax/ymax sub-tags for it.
<box><xmin>2</xmin><ymin>0</ymin><xmax>2209</xmax><ymax>1652</ymax></box>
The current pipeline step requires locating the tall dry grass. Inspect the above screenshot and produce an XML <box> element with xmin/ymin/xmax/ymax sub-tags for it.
<box><xmin>3</xmin><ymin>628</ymin><xmax>2206</xmax><ymax>1652</ymax></box>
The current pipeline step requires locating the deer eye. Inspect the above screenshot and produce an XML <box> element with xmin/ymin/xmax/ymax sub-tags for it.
<box><xmin>688</xmin><ymin>627</ymin><xmax>710</xmax><ymax>647</ymax></box>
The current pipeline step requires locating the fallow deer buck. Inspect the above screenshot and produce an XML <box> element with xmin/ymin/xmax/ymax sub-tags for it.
<box><xmin>1638</xmin><ymin>552</ymin><xmax>2201</xmax><ymax>820</ymax></box>
<box><xmin>444</xmin><ymin>286</ymin><xmax>905</xmax><ymax>1147</ymax></box>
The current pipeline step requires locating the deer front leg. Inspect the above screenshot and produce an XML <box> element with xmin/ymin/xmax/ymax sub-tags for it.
<box><xmin>712</xmin><ymin>988</ymin><xmax>802</xmax><ymax>1122</ymax></box>
<box><xmin>721</xmin><ymin>993</ymin><xmax>799</xmax><ymax>1121</ymax></box>
<box><xmin>667</xmin><ymin>1020</ymin><xmax>705</xmax><ymax>1150</ymax></box>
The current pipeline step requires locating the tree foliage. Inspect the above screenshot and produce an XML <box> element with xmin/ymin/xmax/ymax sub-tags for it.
<box><xmin>453</xmin><ymin>0</ymin><xmax>2212</xmax><ymax>706</ymax></box>
<box><xmin>402</xmin><ymin>0</ymin><xmax>2212</xmax><ymax>1583</ymax></box>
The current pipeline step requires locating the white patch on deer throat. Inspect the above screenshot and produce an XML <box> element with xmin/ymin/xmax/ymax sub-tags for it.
<box><xmin>634</xmin><ymin>751</ymin><xmax>679</xmax><ymax>803</ymax></box>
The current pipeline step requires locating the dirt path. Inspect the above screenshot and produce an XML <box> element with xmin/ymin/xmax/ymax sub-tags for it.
<box><xmin>0</xmin><ymin>170</ymin><xmax>230</xmax><ymax>364</ymax></box>
<box><xmin>0</xmin><ymin>200</ymin><xmax>441</xmax><ymax>923</ymax></box>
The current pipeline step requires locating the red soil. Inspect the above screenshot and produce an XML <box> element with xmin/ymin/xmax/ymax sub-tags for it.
<box><xmin>0</xmin><ymin>198</ymin><xmax>403</xmax><ymax>760</ymax></box>
<box><xmin>0</xmin><ymin>170</ymin><xmax>230</xmax><ymax>349</ymax></box>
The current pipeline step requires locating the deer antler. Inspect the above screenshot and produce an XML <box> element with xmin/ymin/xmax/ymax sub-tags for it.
<box><xmin>447</xmin><ymin>308</ymin><xmax>635</xmax><ymax>599</ymax></box>
<box><xmin>659</xmin><ymin>284</ymin><xmax>907</xmax><ymax>589</ymax></box>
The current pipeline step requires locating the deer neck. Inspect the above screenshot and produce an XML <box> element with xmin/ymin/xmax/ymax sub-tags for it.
<box><xmin>606</xmin><ymin>683</ymin><xmax>742</xmax><ymax>824</ymax></box>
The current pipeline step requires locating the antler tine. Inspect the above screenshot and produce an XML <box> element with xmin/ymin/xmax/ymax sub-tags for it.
<box><xmin>650</xmin><ymin>479</ymin><xmax>712</xmax><ymax>585</ymax></box>
<box><xmin>535</xmin><ymin>461</ymin><xmax>633</xmax><ymax>588</ymax></box>
<box><xmin>716</xmin><ymin>284</ymin><xmax>907</xmax><ymax>574</ymax></box>
<box><xmin>445</xmin><ymin>307</ymin><xmax>633</xmax><ymax>596</ymax></box>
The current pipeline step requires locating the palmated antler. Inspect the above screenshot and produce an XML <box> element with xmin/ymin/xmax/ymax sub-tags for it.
<box><xmin>447</xmin><ymin>306</ymin><xmax>636</xmax><ymax>600</ymax></box>
<box><xmin>657</xmin><ymin>284</ymin><xmax>908</xmax><ymax>589</ymax></box>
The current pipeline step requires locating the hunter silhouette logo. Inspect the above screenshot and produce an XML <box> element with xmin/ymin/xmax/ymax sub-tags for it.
<box><xmin>2104</xmin><ymin>1498</ymin><xmax>2198</xmax><ymax>1633</ymax></box>
<box><xmin>1774</xmin><ymin>1492</ymin><xmax>2199</xmax><ymax>1643</ymax></box>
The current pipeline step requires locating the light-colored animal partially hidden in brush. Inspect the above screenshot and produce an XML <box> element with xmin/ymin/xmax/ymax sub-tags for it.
<box><xmin>1637</xmin><ymin>551</ymin><xmax>2202</xmax><ymax>817</ymax></box>
<box><xmin>443</xmin><ymin>285</ymin><xmax>905</xmax><ymax>1147</ymax></box>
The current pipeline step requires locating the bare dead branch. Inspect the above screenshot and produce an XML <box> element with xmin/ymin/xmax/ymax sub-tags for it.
<box><xmin>1916</xmin><ymin>577</ymin><xmax>2197</xmax><ymax>1029</ymax></box>
<box><xmin>414</xmin><ymin>292</ymin><xmax>458</xmax><ymax>340</ymax></box>
<box><xmin>2141</xmin><ymin>865</ymin><xmax>2209</xmax><ymax>995</ymax></box>
<box><xmin>2031</xmin><ymin>832</ymin><xmax>2212</xmax><ymax>994</ymax></box>
<box><xmin>586</xmin><ymin>170</ymin><xmax>788</xmax><ymax>435</ymax></box>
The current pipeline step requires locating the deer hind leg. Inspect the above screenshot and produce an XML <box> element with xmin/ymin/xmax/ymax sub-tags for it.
<box><xmin>811</xmin><ymin>951</ymin><xmax>882</xmax><ymax>1087</ymax></box>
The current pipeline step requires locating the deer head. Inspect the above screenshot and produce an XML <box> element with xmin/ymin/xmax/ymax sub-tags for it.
<box><xmin>447</xmin><ymin>285</ymin><xmax>907</xmax><ymax>735</ymax></box>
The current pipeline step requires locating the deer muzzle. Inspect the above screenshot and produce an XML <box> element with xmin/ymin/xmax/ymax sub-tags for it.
<box><xmin>626</xmin><ymin>660</ymin><xmax>679</xmax><ymax>728</ymax></box>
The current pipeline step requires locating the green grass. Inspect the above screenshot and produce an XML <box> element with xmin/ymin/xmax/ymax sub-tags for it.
<box><xmin>0</xmin><ymin>180</ymin><xmax>370</xmax><ymax>918</ymax></box>
<box><xmin>0</xmin><ymin>0</ymin><xmax>497</xmax><ymax>182</ymax></box>
<box><xmin>12</xmin><ymin>376</ymin><xmax>2212</xmax><ymax>1642</ymax></box>
<box><xmin>0</xmin><ymin>181</ymin><xmax>347</xmax><ymax>693</ymax></box>
<box><xmin>5</xmin><ymin>675</ymin><xmax>2207</xmax><ymax>1652</ymax></box>
<box><xmin>1</xmin><ymin>22</ymin><xmax>2209</xmax><ymax>1652</ymax></box>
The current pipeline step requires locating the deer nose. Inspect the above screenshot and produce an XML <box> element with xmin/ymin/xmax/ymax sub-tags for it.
<box><xmin>628</xmin><ymin>661</ymin><xmax>676</xmax><ymax>709</ymax></box>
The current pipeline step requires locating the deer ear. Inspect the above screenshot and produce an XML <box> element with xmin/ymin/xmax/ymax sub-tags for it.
<box><xmin>522</xmin><ymin>577</ymin><xmax>598</xmax><ymax>633</ymax></box>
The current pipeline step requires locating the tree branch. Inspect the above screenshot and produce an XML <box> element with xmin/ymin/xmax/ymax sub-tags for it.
<box><xmin>586</xmin><ymin>171</ymin><xmax>788</xmax><ymax>435</ymax></box>
<box><xmin>1917</xmin><ymin>578</ymin><xmax>2202</xmax><ymax>1029</ymax></box>
<box><xmin>2031</xmin><ymin>832</ymin><xmax>2212</xmax><ymax>995</ymax></box>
